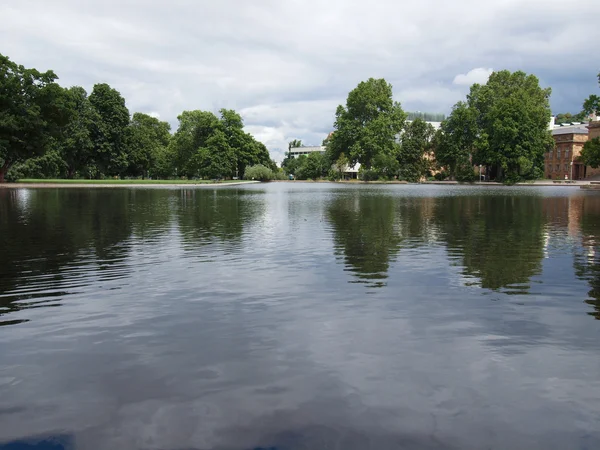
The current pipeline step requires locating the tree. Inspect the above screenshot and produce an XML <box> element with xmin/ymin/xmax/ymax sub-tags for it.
<box><xmin>190</xmin><ymin>129</ymin><xmax>235</xmax><ymax>179</ymax></box>
<box><xmin>0</xmin><ymin>53</ymin><xmax>71</xmax><ymax>182</ymax></box>
<box><xmin>328</xmin><ymin>78</ymin><xmax>406</xmax><ymax>169</ymax></box>
<box><xmin>124</xmin><ymin>113</ymin><xmax>171</xmax><ymax>178</ymax></box>
<box><xmin>468</xmin><ymin>70</ymin><xmax>553</xmax><ymax>183</ymax></box>
<box><xmin>582</xmin><ymin>72</ymin><xmax>600</xmax><ymax>117</ymax></box>
<box><xmin>333</xmin><ymin>152</ymin><xmax>349</xmax><ymax>179</ymax></box>
<box><xmin>555</xmin><ymin>112</ymin><xmax>586</xmax><ymax>124</ymax></box>
<box><xmin>88</xmin><ymin>83</ymin><xmax>130</xmax><ymax>177</ymax></box>
<box><xmin>244</xmin><ymin>164</ymin><xmax>273</xmax><ymax>181</ymax></box>
<box><xmin>171</xmin><ymin>110</ymin><xmax>221</xmax><ymax>177</ymax></box>
<box><xmin>302</xmin><ymin>151</ymin><xmax>327</xmax><ymax>179</ymax></box>
<box><xmin>57</xmin><ymin>86</ymin><xmax>100</xmax><ymax>178</ymax></box>
<box><xmin>434</xmin><ymin>101</ymin><xmax>477</xmax><ymax>180</ymax></box>
<box><xmin>397</xmin><ymin>118</ymin><xmax>435</xmax><ymax>182</ymax></box>
<box><xmin>581</xmin><ymin>138</ymin><xmax>600</xmax><ymax>169</ymax></box>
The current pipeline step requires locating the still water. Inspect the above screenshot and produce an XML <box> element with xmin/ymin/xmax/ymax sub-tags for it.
<box><xmin>1</xmin><ymin>184</ymin><xmax>599</xmax><ymax>450</ymax></box>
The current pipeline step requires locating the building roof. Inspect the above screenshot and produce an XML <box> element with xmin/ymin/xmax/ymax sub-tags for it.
<box><xmin>552</xmin><ymin>124</ymin><xmax>589</xmax><ymax>135</ymax></box>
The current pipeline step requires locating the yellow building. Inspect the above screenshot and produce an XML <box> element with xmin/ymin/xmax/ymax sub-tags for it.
<box><xmin>546</xmin><ymin>124</ymin><xmax>588</xmax><ymax>180</ymax></box>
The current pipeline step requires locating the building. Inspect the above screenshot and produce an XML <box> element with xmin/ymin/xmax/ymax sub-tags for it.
<box><xmin>546</xmin><ymin>124</ymin><xmax>588</xmax><ymax>180</ymax></box>
<box><xmin>288</xmin><ymin>146</ymin><xmax>325</xmax><ymax>158</ymax></box>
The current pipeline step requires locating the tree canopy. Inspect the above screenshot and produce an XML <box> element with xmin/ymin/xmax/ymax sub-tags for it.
<box><xmin>327</xmin><ymin>78</ymin><xmax>406</xmax><ymax>169</ymax></box>
<box><xmin>434</xmin><ymin>70</ymin><xmax>553</xmax><ymax>183</ymax></box>
<box><xmin>0</xmin><ymin>53</ymin><xmax>72</xmax><ymax>182</ymax></box>
<box><xmin>1</xmin><ymin>53</ymin><xmax>275</xmax><ymax>182</ymax></box>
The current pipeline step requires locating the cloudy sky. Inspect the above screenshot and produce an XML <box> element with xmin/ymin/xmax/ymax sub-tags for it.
<box><xmin>1</xmin><ymin>0</ymin><xmax>598</xmax><ymax>162</ymax></box>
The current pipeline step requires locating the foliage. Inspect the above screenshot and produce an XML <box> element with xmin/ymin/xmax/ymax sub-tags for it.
<box><xmin>468</xmin><ymin>70</ymin><xmax>553</xmax><ymax>183</ymax></box>
<box><xmin>358</xmin><ymin>167</ymin><xmax>380</xmax><ymax>181</ymax></box>
<box><xmin>0</xmin><ymin>53</ymin><xmax>72</xmax><ymax>182</ymax></box>
<box><xmin>125</xmin><ymin>113</ymin><xmax>171</xmax><ymax>179</ymax></box>
<box><xmin>582</xmin><ymin>72</ymin><xmax>600</xmax><ymax>116</ymax></box>
<box><xmin>398</xmin><ymin>118</ymin><xmax>435</xmax><ymax>182</ymax></box>
<box><xmin>301</xmin><ymin>151</ymin><xmax>328</xmax><ymax>179</ymax></box>
<box><xmin>244</xmin><ymin>164</ymin><xmax>273</xmax><ymax>181</ymax></box>
<box><xmin>581</xmin><ymin>137</ymin><xmax>600</xmax><ymax>168</ymax></box>
<box><xmin>333</xmin><ymin>152</ymin><xmax>349</xmax><ymax>180</ymax></box>
<box><xmin>555</xmin><ymin>112</ymin><xmax>587</xmax><ymax>124</ymax></box>
<box><xmin>328</xmin><ymin>78</ymin><xmax>406</xmax><ymax>169</ymax></box>
<box><xmin>88</xmin><ymin>83</ymin><xmax>130</xmax><ymax>177</ymax></box>
<box><xmin>433</xmin><ymin>102</ymin><xmax>477</xmax><ymax>180</ymax></box>
<box><xmin>406</xmin><ymin>112</ymin><xmax>445</xmax><ymax>122</ymax></box>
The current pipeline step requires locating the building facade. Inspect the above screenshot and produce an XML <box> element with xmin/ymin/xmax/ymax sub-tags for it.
<box><xmin>545</xmin><ymin>124</ymin><xmax>588</xmax><ymax>180</ymax></box>
<box><xmin>288</xmin><ymin>146</ymin><xmax>326</xmax><ymax>158</ymax></box>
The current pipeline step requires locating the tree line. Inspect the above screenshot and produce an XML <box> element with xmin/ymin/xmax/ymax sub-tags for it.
<box><xmin>0</xmin><ymin>53</ymin><xmax>277</xmax><ymax>182</ymax></box>
<box><xmin>285</xmin><ymin>70</ymin><xmax>599</xmax><ymax>184</ymax></box>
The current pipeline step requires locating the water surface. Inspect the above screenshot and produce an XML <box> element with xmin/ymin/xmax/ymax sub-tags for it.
<box><xmin>1</xmin><ymin>184</ymin><xmax>599</xmax><ymax>449</ymax></box>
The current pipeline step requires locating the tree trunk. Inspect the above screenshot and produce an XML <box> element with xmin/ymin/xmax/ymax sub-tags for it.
<box><xmin>67</xmin><ymin>167</ymin><xmax>75</xmax><ymax>179</ymax></box>
<box><xmin>0</xmin><ymin>161</ymin><xmax>10</xmax><ymax>183</ymax></box>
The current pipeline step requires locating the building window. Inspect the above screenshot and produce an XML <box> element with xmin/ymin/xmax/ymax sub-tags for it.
<box><xmin>556</xmin><ymin>164</ymin><xmax>559</xmax><ymax>171</ymax></box>
<box><xmin>565</xmin><ymin>149</ymin><xmax>570</xmax><ymax>159</ymax></box>
<box><xmin>557</xmin><ymin>149</ymin><xmax>561</xmax><ymax>158</ymax></box>
<box><xmin>564</xmin><ymin>164</ymin><xmax>569</xmax><ymax>171</ymax></box>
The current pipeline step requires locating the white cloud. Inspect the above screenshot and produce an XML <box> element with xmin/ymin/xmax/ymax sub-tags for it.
<box><xmin>453</xmin><ymin>68</ymin><xmax>494</xmax><ymax>86</ymax></box>
<box><xmin>0</xmin><ymin>0</ymin><xmax>598</xmax><ymax>162</ymax></box>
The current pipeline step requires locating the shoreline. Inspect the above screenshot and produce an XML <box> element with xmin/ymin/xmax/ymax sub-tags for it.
<box><xmin>0</xmin><ymin>180</ymin><xmax>595</xmax><ymax>188</ymax></box>
<box><xmin>0</xmin><ymin>181</ymin><xmax>260</xmax><ymax>188</ymax></box>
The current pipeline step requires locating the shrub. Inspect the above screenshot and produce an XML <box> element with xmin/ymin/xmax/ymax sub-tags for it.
<box><xmin>244</xmin><ymin>164</ymin><xmax>273</xmax><ymax>181</ymax></box>
<box><xmin>358</xmin><ymin>167</ymin><xmax>379</xmax><ymax>181</ymax></box>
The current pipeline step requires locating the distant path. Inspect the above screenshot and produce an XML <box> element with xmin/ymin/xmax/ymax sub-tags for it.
<box><xmin>0</xmin><ymin>181</ymin><xmax>260</xmax><ymax>188</ymax></box>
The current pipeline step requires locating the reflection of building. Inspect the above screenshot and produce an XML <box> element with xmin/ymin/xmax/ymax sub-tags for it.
<box><xmin>545</xmin><ymin>124</ymin><xmax>588</xmax><ymax>180</ymax></box>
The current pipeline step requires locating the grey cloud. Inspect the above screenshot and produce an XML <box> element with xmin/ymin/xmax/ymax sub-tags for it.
<box><xmin>1</xmin><ymin>0</ymin><xmax>598</xmax><ymax>163</ymax></box>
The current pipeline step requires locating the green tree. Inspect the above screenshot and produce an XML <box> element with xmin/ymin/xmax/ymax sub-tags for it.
<box><xmin>0</xmin><ymin>53</ymin><xmax>71</xmax><ymax>182</ymax></box>
<box><xmin>468</xmin><ymin>70</ymin><xmax>553</xmax><ymax>183</ymax></box>
<box><xmin>302</xmin><ymin>151</ymin><xmax>328</xmax><ymax>179</ymax></box>
<box><xmin>191</xmin><ymin>129</ymin><xmax>235</xmax><ymax>179</ymax></box>
<box><xmin>582</xmin><ymin>72</ymin><xmax>600</xmax><ymax>116</ymax></box>
<box><xmin>328</xmin><ymin>78</ymin><xmax>406</xmax><ymax>169</ymax></box>
<box><xmin>434</xmin><ymin>101</ymin><xmax>477</xmax><ymax>180</ymax></box>
<box><xmin>219</xmin><ymin>109</ymin><xmax>267</xmax><ymax>178</ymax></box>
<box><xmin>398</xmin><ymin>118</ymin><xmax>435</xmax><ymax>182</ymax></box>
<box><xmin>57</xmin><ymin>86</ymin><xmax>100</xmax><ymax>178</ymax></box>
<box><xmin>333</xmin><ymin>152</ymin><xmax>349</xmax><ymax>179</ymax></box>
<box><xmin>581</xmin><ymin>138</ymin><xmax>600</xmax><ymax>169</ymax></box>
<box><xmin>171</xmin><ymin>110</ymin><xmax>221</xmax><ymax>177</ymax></box>
<box><xmin>88</xmin><ymin>83</ymin><xmax>130</xmax><ymax>177</ymax></box>
<box><xmin>124</xmin><ymin>113</ymin><xmax>171</xmax><ymax>179</ymax></box>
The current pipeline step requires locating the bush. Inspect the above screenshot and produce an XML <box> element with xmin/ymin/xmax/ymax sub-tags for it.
<box><xmin>358</xmin><ymin>167</ymin><xmax>379</xmax><ymax>181</ymax></box>
<box><xmin>244</xmin><ymin>164</ymin><xmax>273</xmax><ymax>181</ymax></box>
<box><xmin>434</xmin><ymin>171</ymin><xmax>447</xmax><ymax>181</ymax></box>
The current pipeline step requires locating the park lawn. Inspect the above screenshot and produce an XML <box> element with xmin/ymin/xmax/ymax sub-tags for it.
<box><xmin>16</xmin><ymin>179</ymin><xmax>249</xmax><ymax>185</ymax></box>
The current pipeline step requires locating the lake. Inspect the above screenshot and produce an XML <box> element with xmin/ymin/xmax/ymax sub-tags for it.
<box><xmin>1</xmin><ymin>183</ymin><xmax>599</xmax><ymax>450</ymax></box>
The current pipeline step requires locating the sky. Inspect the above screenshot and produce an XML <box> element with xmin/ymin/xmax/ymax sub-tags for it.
<box><xmin>1</xmin><ymin>0</ymin><xmax>598</xmax><ymax>163</ymax></box>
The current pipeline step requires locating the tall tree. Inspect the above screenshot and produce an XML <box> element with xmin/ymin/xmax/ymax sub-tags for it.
<box><xmin>434</xmin><ymin>101</ymin><xmax>478</xmax><ymax>180</ymax></box>
<box><xmin>0</xmin><ymin>54</ymin><xmax>71</xmax><ymax>182</ymax></box>
<box><xmin>328</xmin><ymin>78</ymin><xmax>406</xmax><ymax>169</ymax></box>
<box><xmin>57</xmin><ymin>86</ymin><xmax>100</xmax><ymax>178</ymax></box>
<box><xmin>88</xmin><ymin>83</ymin><xmax>130</xmax><ymax>177</ymax></box>
<box><xmin>398</xmin><ymin>118</ymin><xmax>435</xmax><ymax>182</ymax></box>
<box><xmin>171</xmin><ymin>110</ymin><xmax>220</xmax><ymax>177</ymax></box>
<box><xmin>582</xmin><ymin>72</ymin><xmax>600</xmax><ymax>117</ymax></box>
<box><xmin>125</xmin><ymin>113</ymin><xmax>171</xmax><ymax>178</ymax></box>
<box><xmin>468</xmin><ymin>70</ymin><xmax>553</xmax><ymax>182</ymax></box>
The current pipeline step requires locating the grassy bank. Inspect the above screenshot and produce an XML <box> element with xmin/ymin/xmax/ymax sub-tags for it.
<box><xmin>15</xmin><ymin>179</ymin><xmax>249</xmax><ymax>185</ymax></box>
